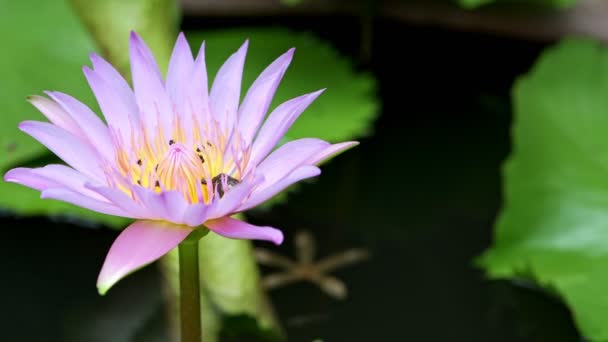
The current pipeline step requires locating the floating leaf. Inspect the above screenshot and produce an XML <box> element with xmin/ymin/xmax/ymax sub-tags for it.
<box><xmin>0</xmin><ymin>0</ymin><xmax>126</xmax><ymax>226</ymax></box>
<box><xmin>479</xmin><ymin>38</ymin><xmax>608</xmax><ymax>341</ymax></box>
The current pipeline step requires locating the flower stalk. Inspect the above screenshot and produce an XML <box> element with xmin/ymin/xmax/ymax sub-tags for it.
<box><xmin>179</xmin><ymin>231</ymin><xmax>203</xmax><ymax>342</ymax></box>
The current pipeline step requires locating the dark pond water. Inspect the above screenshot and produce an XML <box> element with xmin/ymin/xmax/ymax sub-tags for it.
<box><xmin>0</xmin><ymin>15</ymin><xmax>583</xmax><ymax>342</ymax></box>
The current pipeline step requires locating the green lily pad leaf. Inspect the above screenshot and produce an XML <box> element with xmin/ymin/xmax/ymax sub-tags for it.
<box><xmin>0</xmin><ymin>0</ymin><xmax>127</xmax><ymax>227</ymax></box>
<box><xmin>478</xmin><ymin>38</ymin><xmax>608</xmax><ymax>341</ymax></box>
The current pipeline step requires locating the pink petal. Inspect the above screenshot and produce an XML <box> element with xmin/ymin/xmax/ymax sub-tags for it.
<box><xmin>89</xmin><ymin>53</ymin><xmax>140</xmax><ymax>127</ymax></box>
<box><xmin>131</xmin><ymin>187</ymin><xmax>192</xmax><ymax>224</ymax></box>
<box><xmin>166</xmin><ymin>32</ymin><xmax>195</xmax><ymax>142</ymax></box>
<box><xmin>18</xmin><ymin>121</ymin><xmax>105</xmax><ymax>181</ymax></box>
<box><xmin>40</xmin><ymin>188</ymin><xmax>131</xmax><ymax>217</ymax></box>
<box><xmin>83</xmin><ymin>66</ymin><xmax>134</xmax><ymax>141</ymax></box>
<box><xmin>164</xmin><ymin>190</ymin><xmax>194</xmax><ymax>224</ymax></box>
<box><xmin>255</xmin><ymin>138</ymin><xmax>329</xmax><ymax>191</ymax></box>
<box><xmin>167</xmin><ymin>32</ymin><xmax>194</xmax><ymax>105</ymax></box>
<box><xmin>97</xmin><ymin>220</ymin><xmax>193</xmax><ymax>294</ymax></box>
<box><xmin>189</xmin><ymin>41</ymin><xmax>210</xmax><ymax>121</ymax></box>
<box><xmin>27</xmin><ymin>95</ymin><xmax>83</xmax><ymax>139</ymax></box>
<box><xmin>46</xmin><ymin>91</ymin><xmax>114</xmax><ymax>161</ymax></box>
<box><xmin>86</xmin><ymin>184</ymin><xmax>150</xmax><ymax>219</ymax></box>
<box><xmin>182</xmin><ymin>203</ymin><xmax>209</xmax><ymax>227</ymax></box>
<box><xmin>90</xmin><ymin>53</ymin><xmax>136</xmax><ymax>106</ymax></box>
<box><xmin>209</xmin><ymin>40</ymin><xmax>248</xmax><ymax>132</ymax></box>
<box><xmin>239</xmin><ymin>165</ymin><xmax>321</xmax><ymax>211</ymax></box>
<box><xmin>4</xmin><ymin>167</ymin><xmax>56</xmax><ymax>191</ymax></box>
<box><xmin>238</xmin><ymin>48</ymin><xmax>294</xmax><ymax>145</ymax></box>
<box><xmin>247</xmin><ymin>90</ymin><xmax>324</xmax><ymax>172</ymax></box>
<box><xmin>129</xmin><ymin>31</ymin><xmax>174</xmax><ymax>133</ymax></box>
<box><xmin>205</xmin><ymin>216</ymin><xmax>283</xmax><ymax>245</ymax></box>
<box><xmin>307</xmin><ymin>141</ymin><xmax>359</xmax><ymax>165</ymax></box>
<box><xmin>4</xmin><ymin>165</ymin><xmax>105</xmax><ymax>201</ymax></box>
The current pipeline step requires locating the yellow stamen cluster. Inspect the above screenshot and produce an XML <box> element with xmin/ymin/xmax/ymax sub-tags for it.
<box><xmin>112</xmin><ymin>118</ymin><xmax>248</xmax><ymax>204</ymax></box>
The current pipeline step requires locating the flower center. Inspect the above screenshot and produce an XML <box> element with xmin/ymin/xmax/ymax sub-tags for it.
<box><xmin>156</xmin><ymin>142</ymin><xmax>206</xmax><ymax>202</ymax></box>
<box><xmin>110</xmin><ymin>114</ymin><xmax>252</xmax><ymax>204</ymax></box>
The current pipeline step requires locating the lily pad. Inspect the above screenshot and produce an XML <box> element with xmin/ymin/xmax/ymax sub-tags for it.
<box><xmin>478</xmin><ymin>38</ymin><xmax>608</xmax><ymax>341</ymax></box>
<box><xmin>0</xmin><ymin>0</ymin><xmax>126</xmax><ymax>226</ymax></box>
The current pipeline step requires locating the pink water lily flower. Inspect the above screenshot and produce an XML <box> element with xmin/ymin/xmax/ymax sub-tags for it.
<box><xmin>4</xmin><ymin>32</ymin><xmax>356</xmax><ymax>294</ymax></box>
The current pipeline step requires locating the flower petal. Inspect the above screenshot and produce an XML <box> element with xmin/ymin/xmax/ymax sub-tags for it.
<box><xmin>307</xmin><ymin>141</ymin><xmax>359</xmax><ymax>165</ymax></box>
<box><xmin>255</xmin><ymin>138</ymin><xmax>328</xmax><ymax>190</ymax></box>
<box><xmin>89</xmin><ymin>53</ymin><xmax>140</xmax><ymax>127</ymax></box>
<box><xmin>97</xmin><ymin>220</ymin><xmax>193</xmax><ymax>294</ymax></box>
<box><xmin>86</xmin><ymin>184</ymin><xmax>150</xmax><ymax>218</ymax></box>
<box><xmin>247</xmin><ymin>90</ymin><xmax>324</xmax><ymax>172</ymax></box>
<box><xmin>167</xmin><ymin>32</ymin><xmax>194</xmax><ymax>105</ymax></box>
<box><xmin>83</xmin><ymin>66</ymin><xmax>134</xmax><ymax>141</ymax></box>
<box><xmin>129</xmin><ymin>31</ymin><xmax>174</xmax><ymax>133</ymax></box>
<box><xmin>182</xmin><ymin>203</ymin><xmax>209</xmax><ymax>227</ymax></box>
<box><xmin>27</xmin><ymin>95</ymin><xmax>83</xmax><ymax>139</ymax></box>
<box><xmin>167</xmin><ymin>32</ymin><xmax>195</xmax><ymax>142</ymax></box>
<box><xmin>238</xmin><ymin>48</ymin><xmax>294</xmax><ymax>145</ymax></box>
<box><xmin>40</xmin><ymin>188</ymin><xmax>131</xmax><ymax>217</ymax></box>
<box><xmin>46</xmin><ymin>91</ymin><xmax>114</xmax><ymax>161</ymax></box>
<box><xmin>4</xmin><ymin>165</ymin><xmax>105</xmax><ymax>200</ymax></box>
<box><xmin>205</xmin><ymin>216</ymin><xmax>283</xmax><ymax>245</ymax></box>
<box><xmin>189</xmin><ymin>41</ymin><xmax>210</xmax><ymax>120</ymax></box>
<box><xmin>131</xmin><ymin>187</ymin><xmax>191</xmax><ymax>224</ymax></box>
<box><xmin>239</xmin><ymin>165</ymin><xmax>321</xmax><ymax>211</ymax></box>
<box><xmin>209</xmin><ymin>40</ymin><xmax>248</xmax><ymax>132</ymax></box>
<box><xmin>90</xmin><ymin>53</ymin><xmax>137</xmax><ymax>110</ymax></box>
<box><xmin>18</xmin><ymin>121</ymin><xmax>105</xmax><ymax>181</ymax></box>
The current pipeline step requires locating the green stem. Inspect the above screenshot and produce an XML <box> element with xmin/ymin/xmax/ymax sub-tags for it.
<box><xmin>179</xmin><ymin>238</ymin><xmax>202</xmax><ymax>342</ymax></box>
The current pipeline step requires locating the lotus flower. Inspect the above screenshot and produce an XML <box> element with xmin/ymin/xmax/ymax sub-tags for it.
<box><xmin>4</xmin><ymin>32</ymin><xmax>357</xmax><ymax>294</ymax></box>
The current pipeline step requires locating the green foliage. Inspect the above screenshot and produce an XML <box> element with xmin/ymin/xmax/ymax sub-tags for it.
<box><xmin>479</xmin><ymin>38</ymin><xmax>608</xmax><ymax>341</ymax></box>
<box><xmin>0</xmin><ymin>0</ymin><xmax>178</xmax><ymax>226</ymax></box>
<box><xmin>0</xmin><ymin>0</ymin><xmax>124</xmax><ymax>226</ymax></box>
<box><xmin>69</xmin><ymin>0</ymin><xmax>179</xmax><ymax>75</ymax></box>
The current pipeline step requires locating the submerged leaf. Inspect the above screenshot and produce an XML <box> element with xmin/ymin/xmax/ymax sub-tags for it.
<box><xmin>479</xmin><ymin>38</ymin><xmax>608</xmax><ymax>341</ymax></box>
